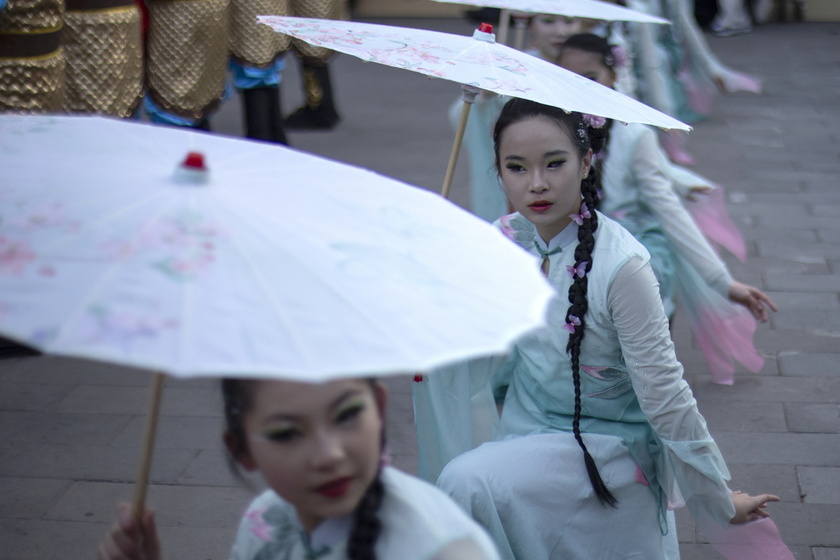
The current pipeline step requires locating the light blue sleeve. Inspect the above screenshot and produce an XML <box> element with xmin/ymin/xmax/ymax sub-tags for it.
<box><xmin>412</xmin><ymin>354</ymin><xmax>508</xmax><ymax>483</ymax></box>
<box><xmin>609</xmin><ymin>256</ymin><xmax>735</xmax><ymax>525</ymax></box>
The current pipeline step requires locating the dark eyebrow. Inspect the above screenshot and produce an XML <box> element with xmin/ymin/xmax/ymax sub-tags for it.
<box><xmin>504</xmin><ymin>150</ymin><xmax>569</xmax><ymax>161</ymax></box>
<box><xmin>263</xmin><ymin>388</ymin><xmax>363</xmax><ymax>423</ymax></box>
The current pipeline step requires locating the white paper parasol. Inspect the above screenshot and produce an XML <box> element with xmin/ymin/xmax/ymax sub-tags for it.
<box><xmin>0</xmin><ymin>114</ymin><xmax>555</xmax><ymax>511</ymax></box>
<box><xmin>257</xmin><ymin>17</ymin><xmax>689</xmax><ymax>197</ymax></box>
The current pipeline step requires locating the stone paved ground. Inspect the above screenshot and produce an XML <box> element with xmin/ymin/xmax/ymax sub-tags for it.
<box><xmin>1</xmin><ymin>16</ymin><xmax>838</xmax><ymax>560</ymax></box>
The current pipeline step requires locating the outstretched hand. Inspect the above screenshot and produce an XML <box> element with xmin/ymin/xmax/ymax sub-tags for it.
<box><xmin>728</xmin><ymin>281</ymin><xmax>778</xmax><ymax>322</ymax></box>
<box><xmin>729</xmin><ymin>491</ymin><xmax>780</xmax><ymax>524</ymax></box>
<box><xmin>97</xmin><ymin>503</ymin><xmax>161</xmax><ymax>560</ymax></box>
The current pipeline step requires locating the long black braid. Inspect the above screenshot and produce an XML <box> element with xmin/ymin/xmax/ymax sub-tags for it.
<box><xmin>494</xmin><ymin>98</ymin><xmax>617</xmax><ymax>507</ymax></box>
<box><xmin>222</xmin><ymin>378</ymin><xmax>386</xmax><ymax>558</ymax></box>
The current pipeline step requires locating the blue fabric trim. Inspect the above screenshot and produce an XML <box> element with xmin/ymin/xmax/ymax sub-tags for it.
<box><xmin>0</xmin><ymin>0</ymin><xmax>7</xmax><ymax>11</ymax></box>
<box><xmin>230</xmin><ymin>57</ymin><xmax>285</xmax><ymax>90</ymax></box>
<box><xmin>143</xmin><ymin>83</ymin><xmax>233</xmax><ymax>127</ymax></box>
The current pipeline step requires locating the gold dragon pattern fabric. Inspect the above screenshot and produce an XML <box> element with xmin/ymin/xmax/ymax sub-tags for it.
<box><xmin>146</xmin><ymin>0</ymin><xmax>229</xmax><ymax>120</ymax></box>
<box><xmin>0</xmin><ymin>0</ymin><xmax>65</xmax><ymax>112</ymax></box>
<box><xmin>62</xmin><ymin>1</ymin><xmax>143</xmax><ymax>117</ymax></box>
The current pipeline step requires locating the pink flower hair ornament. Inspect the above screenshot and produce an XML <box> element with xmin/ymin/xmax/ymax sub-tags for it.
<box><xmin>581</xmin><ymin>113</ymin><xmax>607</xmax><ymax>129</ymax></box>
<box><xmin>566</xmin><ymin>261</ymin><xmax>589</xmax><ymax>279</ymax></box>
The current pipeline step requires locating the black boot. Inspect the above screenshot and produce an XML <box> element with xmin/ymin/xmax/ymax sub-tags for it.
<box><xmin>284</xmin><ymin>61</ymin><xmax>340</xmax><ymax>130</ymax></box>
<box><xmin>242</xmin><ymin>86</ymin><xmax>288</xmax><ymax>145</ymax></box>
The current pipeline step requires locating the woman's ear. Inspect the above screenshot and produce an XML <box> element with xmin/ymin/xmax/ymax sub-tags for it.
<box><xmin>224</xmin><ymin>430</ymin><xmax>258</xmax><ymax>472</ymax></box>
<box><xmin>582</xmin><ymin>148</ymin><xmax>593</xmax><ymax>177</ymax></box>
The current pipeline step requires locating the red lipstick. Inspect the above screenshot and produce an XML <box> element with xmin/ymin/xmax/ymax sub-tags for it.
<box><xmin>316</xmin><ymin>477</ymin><xmax>352</xmax><ymax>498</ymax></box>
<box><xmin>529</xmin><ymin>200</ymin><xmax>554</xmax><ymax>213</ymax></box>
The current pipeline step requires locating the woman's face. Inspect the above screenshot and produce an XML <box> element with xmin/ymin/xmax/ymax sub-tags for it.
<box><xmin>529</xmin><ymin>14</ymin><xmax>583</xmax><ymax>60</ymax></box>
<box><xmin>498</xmin><ymin>116</ymin><xmax>591</xmax><ymax>243</ymax></box>
<box><xmin>557</xmin><ymin>47</ymin><xmax>617</xmax><ymax>89</ymax></box>
<box><xmin>231</xmin><ymin>378</ymin><xmax>386</xmax><ymax>532</ymax></box>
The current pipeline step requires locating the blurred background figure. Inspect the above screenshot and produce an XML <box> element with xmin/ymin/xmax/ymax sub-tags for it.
<box><xmin>61</xmin><ymin>0</ymin><xmax>143</xmax><ymax>117</ymax></box>
<box><xmin>282</xmin><ymin>0</ymin><xmax>348</xmax><ymax>130</ymax></box>
<box><xmin>143</xmin><ymin>0</ymin><xmax>230</xmax><ymax>129</ymax></box>
<box><xmin>229</xmin><ymin>0</ymin><xmax>290</xmax><ymax>142</ymax></box>
<box><xmin>710</xmin><ymin>0</ymin><xmax>753</xmax><ymax>35</ymax></box>
<box><xmin>0</xmin><ymin>0</ymin><xmax>65</xmax><ymax>112</ymax></box>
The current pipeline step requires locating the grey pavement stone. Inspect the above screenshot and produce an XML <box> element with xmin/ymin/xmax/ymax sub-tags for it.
<box><xmin>0</xmin><ymin>379</ymin><xmax>76</xmax><ymax>412</ymax></box>
<box><xmin>756</xmin><ymin>240</ymin><xmax>840</xmax><ymax>260</ymax></box>
<box><xmin>765</xmin><ymin>292</ymin><xmax>840</xmax><ymax>310</ymax></box>
<box><xmin>0</xmin><ymin>443</ymin><xmax>197</xmax><ymax>483</ymax></box>
<box><xmin>0</xmin><ymin>410</ymin><xmax>133</xmax><ymax>446</ymax></box>
<box><xmin>712</xmin><ymin>432</ymin><xmax>840</xmax><ymax>466</ymax></box>
<box><xmin>697</xmin><ymin>401</ymin><xmax>787</xmax><ymax>433</ymax></box>
<box><xmin>175</xmin><ymin>448</ymin><xmax>245</xmax><ymax>488</ymax></box>
<box><xmin>815</xmin><ymin>548</ymin><xmax>840</xmax><ymax>560</ymax></box>
<box><xmin>728</xmin><ymin>257</ymin><xmax>830</xmax><ymax>276</ymax></box>
<box><xmin>44</xmin><ymin>481</ymin><xmax>251</xmax><ymax>527</ymax></box>
<box><xmin>769</xmin><ymin>310</ymin><xmax>840</xmax><ymax>334</ymax></box>
<box><xmin>111</xmin><ymin>415</ymin><xmax>226</xmax><ymax>450</ymax></box>
<box><xmin>769</xmin><ymin>503</ymin><xmax>840</xmax><ymax>546</ymax></box>
<box><xmin>812</xmin><ymin>205</ymin><xmax>840</xmax><ymax>218</ymax></box>
<box><xmin>56</xmin><ymin>384</ymin><xmax>221</xmax><ymax>417</ymax></box>
<box><xmin>753</xmin><ymin>328</ymin><xmax>840</xmax><ymax>355</ymax></box>
<box><xmin>784</xmin><ymin>403</ymin><xmax>840</xmax><ymax>433</ymax></box>
<box><xmin>779</xmin><ymin>352</ymin><xmax>840</xmax><ymax>377</ymax></box>
<box><xmin>740</xmin><ymin>226</ymin><xmax>819</xmax><ymax>244</ymax></box>
<box><xmin>0</xmin><ymin>355</ymin><xmax>148</xmax><ymax>386</ymax></box>
<box><xmin>689</xmin><ymin>374</ymin><xmax>840</xmax><ymax>404</ymax></box>
<box><xmin>763</xmin><ymin>273</ymin><xmax>839</xmax><ymax>293</ymax></box>
<box><xmin>0</xmin><ymin>519</ymin><xmax>111</xmax><ymax>560</ymax></box>
<box><xmin>726</xmin><ymin>464</ymin><xmax>801</xmax><ymax>503</ymax></box>
<box><xmin>798</xmin><ymin>467</ymin><xmax>840</xmax><ymax>504</ymax></box>
<box><xmin>0</xmin><ymin>478</ymin><xmax>71</xmax><ymax>519</ymax></box>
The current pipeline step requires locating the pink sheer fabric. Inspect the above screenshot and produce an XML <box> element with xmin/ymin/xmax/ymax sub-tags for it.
<box><xmin>686</xmin><ymin>187</ymin><xmax>747</xmax><ymax>262</ymax></box>
<box><xmin>703</xmin><ymin>517</ymin><xmax>795</xmax><ymax>560</ymax></box>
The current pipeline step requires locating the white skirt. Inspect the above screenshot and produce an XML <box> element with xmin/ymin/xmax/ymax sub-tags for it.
<box><xmin>437</xmin><ymin>431</ymin><xmax>676</xmax><ymax>560</ymax></box>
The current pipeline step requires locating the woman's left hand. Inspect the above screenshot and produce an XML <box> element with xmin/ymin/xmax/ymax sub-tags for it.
<box><xmin>728</xmin><ymin>281</ymin><xmax>777</xmax><ymax>322</ymax></box>
<box><xmin>729</xmin><ymin>491</ymin><xmax>779</xmax><ymax>524</ymax></box>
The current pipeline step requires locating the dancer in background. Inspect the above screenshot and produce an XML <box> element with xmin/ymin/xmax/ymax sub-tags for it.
<box><xmin>283</xmin><ymin>0</ymin><xmax>347</xmax><ymax>130</ymax></box>
<box><xmin>624</xmin><ymin>0</ymin><xmax>761</xmax><ymax>163</ymax></box>
<box><xmin>558</xmin><ymin>33</ymin><xmax>774</xmax><ymax>384</ymax></box>
<box><xmin>0</xmin><ymin>0</ymin><xmax>64</xmax><ymax>112</ymax></box>
<box><xmin>229</xmin><ymin>0</ymin><xmax>289</xmax><ymax>143</ymax></box>
<box><xmin>144</xmin><ymin>0</ymin><xmax>230</xmax><ymax>129</ymax></box>
<box><xmin>451</xmin><ymin>14</ymin><xmax>583</xmax><ymax>222</ymax></box>
<box><xmin>60</xmin><ymin>0</ymin><xmax>143</xmax><ymax>118</ymax></box>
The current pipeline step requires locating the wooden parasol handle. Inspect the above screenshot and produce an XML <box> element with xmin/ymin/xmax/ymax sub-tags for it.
<box><xmin>513</xmin><ymin>14</ymin><xmax>529</xmax><ymax>51</ymax></box>
<box><xmin>497</xmin><ymin>9</ymin><xmax>511</xmax><ymax>45</ymax></box>
<box><xmin>132</xmin><ymin>372</ymin><xmax>165</xmax><ymax>516</ymax></box>
<box><xmin>441</xmin><ymin>85</ymin><xmax>481</xmax><ymax>199</ymax></box>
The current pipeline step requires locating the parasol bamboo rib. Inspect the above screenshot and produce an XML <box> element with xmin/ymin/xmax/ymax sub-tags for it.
<box><xmin>132</xmin><ymin>372</ymin><xmax>165</xmax><ymax>517</ymax></box>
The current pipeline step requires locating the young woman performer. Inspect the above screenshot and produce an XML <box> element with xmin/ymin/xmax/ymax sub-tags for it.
<box><xmin>98</xmin><ymin>378</ymin><xmax>501</xmax><ymax>560</ymax></box>
<box><xmin>413</xmin><ymin>98</ymin><xmax>788</xmax><ymax>560</ymax></box>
